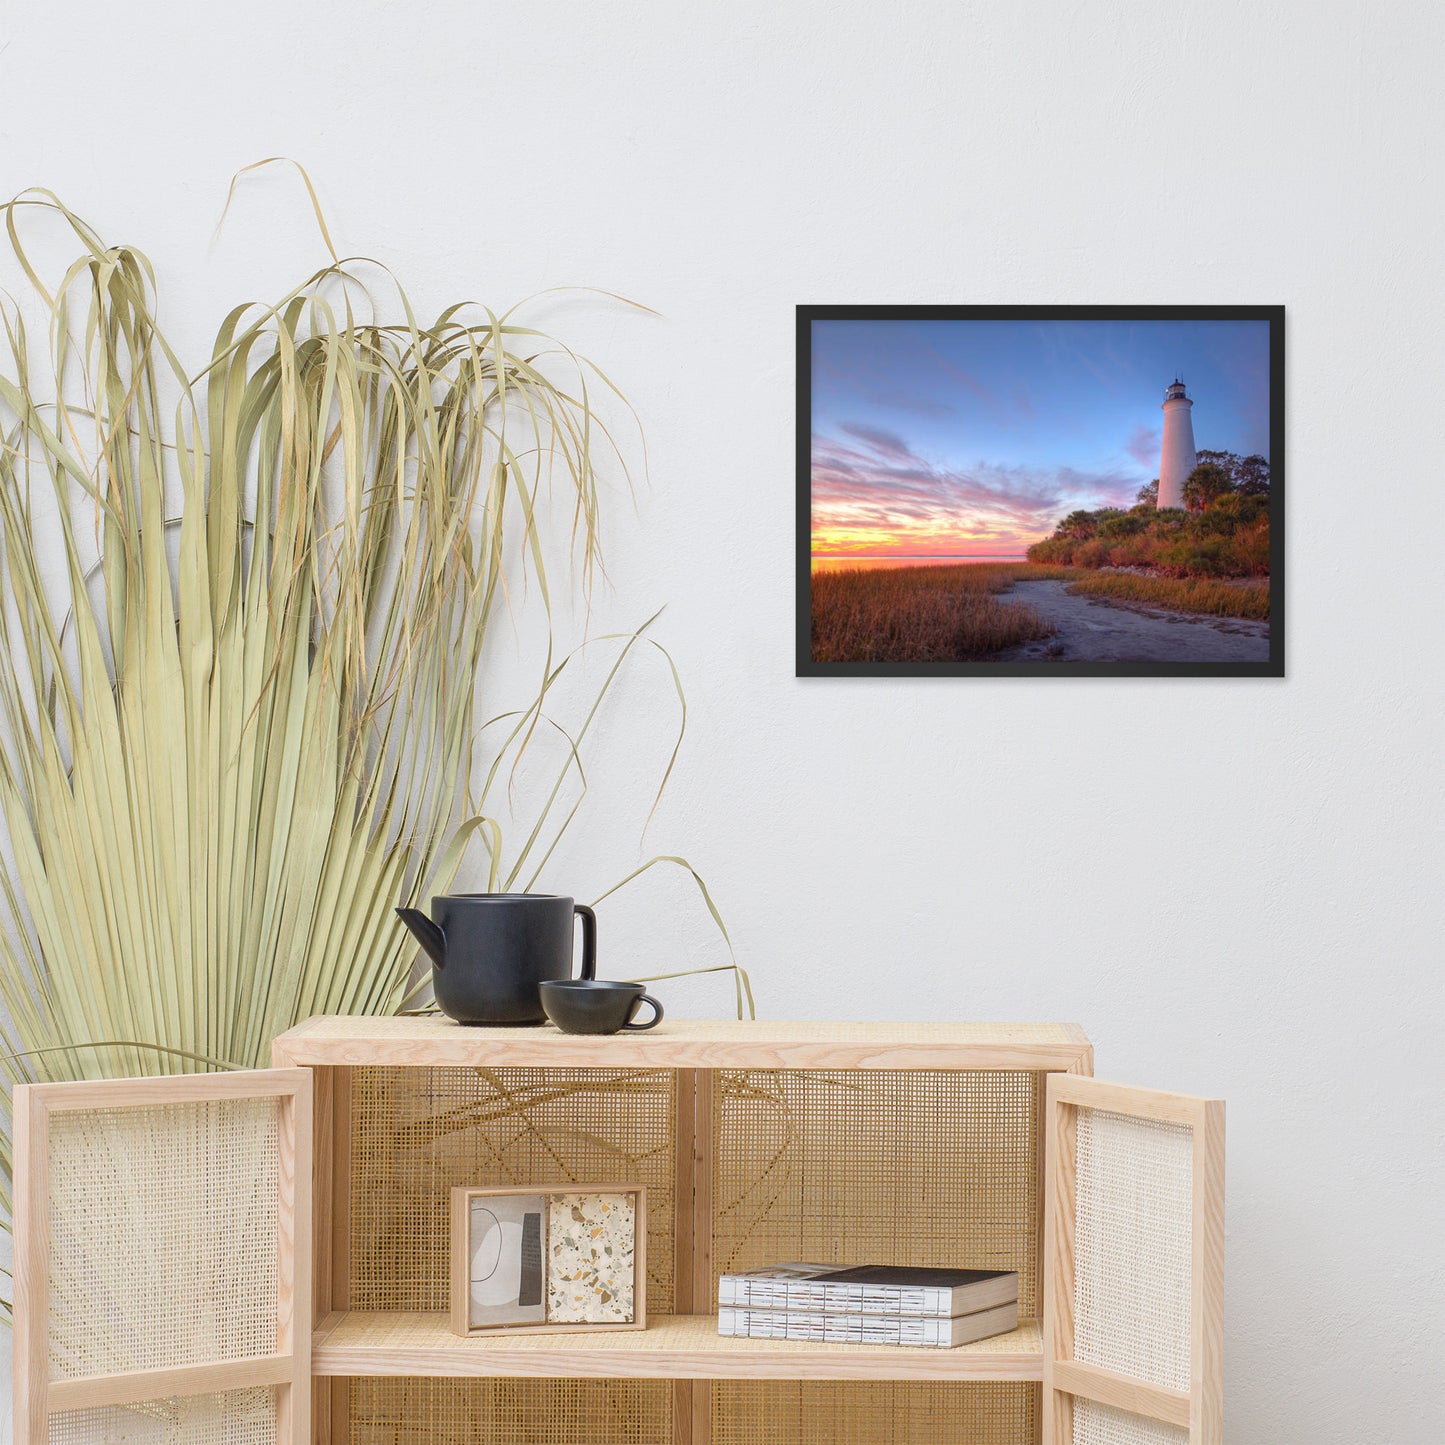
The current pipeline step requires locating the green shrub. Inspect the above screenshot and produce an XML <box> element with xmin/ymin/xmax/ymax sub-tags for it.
<box><xmin>1099</xmin><ymin>512</ymin><xmax>1145</xmax><ymax>539</ymax></box>
<box><xmin>1106</xmin><ymin>535</ymin><xmax>1152</xmax><ymax>567</ymax></box>
<box><xmin>1032</xmin><ymin>495</ymin><xmax>1271</xmax><ymax>579</ymax></box>
<box><xmin>1212</xmin><ymin>492</ymin><xmax>1267</xmax><ymax>521</ymax></box>
<box><xmin>1182</xmin><ymin>461</ymin><xmax>1234</xmax><ymax>512</ymax></box>
<box><xmin>1158</xmin><ymin>536</ymin><xmax>1232</xmax><ymax>577</ymax></box>
<box><xmin>1227</xmin><ymin>522</ymin><xmax>1271</xmax><ymax>576</ymax></box>
<box><xmin>1026</xmin><ymin>536</ymin><xmax>1076</xmax><ymax>564</ymax></box>
<box><xmin>1057</xmin><ymin>509</ymin><xmax>1100</xmax><ymax>540</ymax></box>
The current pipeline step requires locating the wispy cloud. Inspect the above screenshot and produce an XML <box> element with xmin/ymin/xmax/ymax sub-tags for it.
<box><xmin>811</xmin><ymin>427</ymin><xmax>1139</xmax><ymax>556</ymax></box>
<box><xmin>815</xmin><ymin>354</ymin><xmax>960</xmax><ymax>420</ymax></box>
<box><xmin>869</xmin><ymin>389</ymin><xmax>957</xmax><ymax>418</ymax></box>
<box><xmin>915</xmin><ymin>333</ymin><xmax>1034</xmax><ymax>427</ymax></box>
<box><xmin>838</xmin><ymin>421</ymin><xmax>913</xmax><ymax>461</ymax></box>
<box><xmin>1125</xmin><ymin>423</ymin><xmax>1160</xmax><ymax>469</ymax></box>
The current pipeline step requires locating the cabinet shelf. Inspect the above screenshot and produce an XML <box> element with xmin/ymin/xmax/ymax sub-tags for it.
<box><xmin>275</xmin><ymin>1014</ymin><xmax>1093</xmax><ymax>1071</ymax></box>
<box><xmin>311</xmin><ymin>1311</ymin><xmax>1044</xmax><ymax>1382</ymax></box>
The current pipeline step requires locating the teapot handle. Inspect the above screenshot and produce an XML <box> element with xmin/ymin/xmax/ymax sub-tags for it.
<box><xmin>574</xmin><ymin>904</ymin><xmax>597</xmax><ymax>980</ymax></box>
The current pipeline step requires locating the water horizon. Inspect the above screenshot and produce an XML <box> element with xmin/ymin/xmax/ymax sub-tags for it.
<box><xmin>812</xmin><ymin>553</ymin><xmax>1029</xmax><ymax>572</ymax></box>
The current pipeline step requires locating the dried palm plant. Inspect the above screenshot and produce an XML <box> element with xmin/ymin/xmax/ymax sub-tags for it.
<box><xmin>0</xmin><ymin>178</ymin><xmax>747</xmax><ymax>1320</ymax></box>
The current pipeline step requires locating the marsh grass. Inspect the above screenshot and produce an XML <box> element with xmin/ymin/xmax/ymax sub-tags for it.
<box><xmin>1065</xmin><ymin>572</ymin><xmax>1270</xmax><ymax>621</ymax></box>
<box><xmin>810</xmin><ymin>563</ymin><xmax>1067</xmax><ymax>662</ymax></box>
<box><xmin>809</xmin><ymin>560</ymin><xmax>1269</xmax><ymax>662</ymax></box>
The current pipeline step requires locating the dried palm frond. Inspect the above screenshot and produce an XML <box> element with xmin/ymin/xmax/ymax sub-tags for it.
<box><xmin>0</xmin><ymin>179</ymin><xmax>747</xmax><ymax>1320</ymax></box>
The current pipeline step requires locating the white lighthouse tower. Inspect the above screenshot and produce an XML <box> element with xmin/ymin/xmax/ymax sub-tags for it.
<box><xmin>1157</xmin><ymin>378</ymin><xmax>1197</xmax><ymax>510</ymax></box>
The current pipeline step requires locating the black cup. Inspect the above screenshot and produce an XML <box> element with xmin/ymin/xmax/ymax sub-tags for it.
<box><xmin>539</xmin><ymin>980</ymin><xmax>664</xmax><ymax>1035</ymax></box>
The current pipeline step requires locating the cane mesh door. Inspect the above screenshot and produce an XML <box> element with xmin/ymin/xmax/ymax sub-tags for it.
<box><xmin>1043</xmin><ymin>1076</ymin><xmax>1224</xmax><ymax>1445</ymax></box>
<box><xmin>12</xmin><ymin>1069</ymin><xmax>311</xmax><ymax>1445</ymax></box>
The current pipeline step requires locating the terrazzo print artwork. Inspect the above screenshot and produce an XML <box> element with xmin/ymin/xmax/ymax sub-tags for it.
<box><xmin>546</xmin><ymin>1192</ymin><xmax>637</xmax><ymax>1323</ymax></box>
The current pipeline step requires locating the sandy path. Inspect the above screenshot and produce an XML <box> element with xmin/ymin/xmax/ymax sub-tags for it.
<box><xmin>994</xmin><ymin>580</ymin><xmax>1270</xmax><ymax>663</ymax></box>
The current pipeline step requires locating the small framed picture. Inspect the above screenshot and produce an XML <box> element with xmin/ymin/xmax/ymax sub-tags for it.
<box><xmin>449</xmin><ymin>1184</ymin><xmax>647</xmax><ymax>1336</ymax></box>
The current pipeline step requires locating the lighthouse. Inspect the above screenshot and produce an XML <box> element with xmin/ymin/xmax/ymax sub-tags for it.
<box><xmin>1157</xmin><ymin>378</ymin><xmax>1196</xmax><ymax>510</ymax></box>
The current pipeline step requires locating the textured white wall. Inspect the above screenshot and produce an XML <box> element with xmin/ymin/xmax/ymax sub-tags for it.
<box><xmin>2</xmin><ymin>1</ymin><xmax>1442</xmax><ymax>1440</ymax></box>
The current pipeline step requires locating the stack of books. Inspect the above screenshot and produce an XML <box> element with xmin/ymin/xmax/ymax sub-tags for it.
<box><xmin>716</xmin><ymin>1262</ymin><xmax>1019</xmax><ymax>1349</ymax></box>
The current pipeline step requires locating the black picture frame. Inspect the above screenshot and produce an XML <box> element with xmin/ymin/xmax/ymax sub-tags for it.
<box><xmin>796</xmin><ymin>304</ymin><xmax>1285</xmax><ymax>678</ymax></box>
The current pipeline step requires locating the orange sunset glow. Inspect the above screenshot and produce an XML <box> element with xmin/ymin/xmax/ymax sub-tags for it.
<box><xmin>810</xmin><ymin>520</ymin><xmax>1034</xmax><ymax>560</ymax></box>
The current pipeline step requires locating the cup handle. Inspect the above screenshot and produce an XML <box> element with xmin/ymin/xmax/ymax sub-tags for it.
<box><xmin>573</xmin><ymin>904</ymin><xmax>597</xmax><ymax>981</ymax></box>
<box><xmin>622</xmin><ymin>993</ymin><xmax>664</xmax><ymax>1031</ymax></box>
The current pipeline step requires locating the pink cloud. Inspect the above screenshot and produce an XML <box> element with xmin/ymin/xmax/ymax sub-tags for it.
<box><xmin>811</xmin><ymin>428</ymin><xmax>1141</xmax><ymax>553</ymax></box>
<box><xmin>1125</xmin><ymin>423</ymin><xmax>1160</xmax><ymax>470</ymax></box>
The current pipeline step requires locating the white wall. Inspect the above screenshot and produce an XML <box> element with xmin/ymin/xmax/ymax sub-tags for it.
<box><xmin>2</xmin><ymin>1</ymin><xmax>1442</xmax><ymax>1439</ymax></box>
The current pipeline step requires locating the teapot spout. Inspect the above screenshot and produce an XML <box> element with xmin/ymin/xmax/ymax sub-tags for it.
<box><xmin>396</xmin><ymin>907</ymin><xmax>447</xmax><ymax>969</ymax></box>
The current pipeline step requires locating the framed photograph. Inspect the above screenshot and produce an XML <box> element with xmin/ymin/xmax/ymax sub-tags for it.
<box><xmin>797</xmin><ymin>305</ymin><xmax>1284</xmax><ymax>677</ymax></box>
<box><xmin>449</xmin><ymin>1184</ymin><xmax>646</xmax><ymax>1336</ymax></box>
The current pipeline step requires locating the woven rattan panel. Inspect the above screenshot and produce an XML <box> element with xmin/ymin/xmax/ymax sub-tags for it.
<box><xmin>712</xmin><ymin>1069</ymin><xmax>1041</xmax><ymax>1316</ymax></box>
<box><xmin>349</xmin><ymin>1067</ymin><xmax>675</xmax><ymax>1313</ymax></box>
<box><xmin>1074</xmin><ymin>1107</ymin><xmax>1192</xmax><ymax>1392</ymax></box>
<box><xmin>47</xmin><ymin>1388</ymin><xmax>277</xmax><ymax>1444</ymax></box>
<box><xmin>347</xmin><ymin>1377</ymin><xmax>672</xmax><ymax>1445</ymax></box>
<box><xmin>713</xmin><ymin>1381</ymin><xmax>1039</xmax><ymax>1445</ymax></box>
<box><xmin>47</xmin><ymin>1099</ymin><xmax>280</xmax><ymax>1377</ymax></box>
<box><xmin>1072</xmin><ymin>1399</ymin><xmax>1188</xmax><ymax>1445</ymax></box>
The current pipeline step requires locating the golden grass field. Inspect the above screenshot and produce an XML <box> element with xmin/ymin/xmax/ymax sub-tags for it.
<box><xmin>1064</xmin><ymin>571</ymin><xmax>1271</xmax><ymax>620</ymax></box>
<box><xmin>809</xmin><ymin>563</ymin><xmax>1067</xmax><ymax>663</ymax></box>
<box><xmin>810</xmin><ymin>562</ymin><xmax>1270</xmax><ymax>662</ymax></box>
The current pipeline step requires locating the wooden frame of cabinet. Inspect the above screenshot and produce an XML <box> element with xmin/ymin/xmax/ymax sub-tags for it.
<box><xmin>1042</xmin><ymin>1074</ymin><xmax>1225</xmax><ymax>1445</ymax></box>
<box><xmin>11</xmin><ymin>1069</ymin><xmax>312</xmax><ymax>1445</ymax></box>
<box><xmin>11</xmin><ymin>1018</ymin><xmax>1223</xmax><ymax>1445</ymax></box>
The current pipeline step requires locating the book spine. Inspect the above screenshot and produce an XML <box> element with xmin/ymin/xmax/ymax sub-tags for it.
<box><xmin>717</xmin><ymin>1307</ymin><xmax>955</xmax><ymax>1347</ymax></box>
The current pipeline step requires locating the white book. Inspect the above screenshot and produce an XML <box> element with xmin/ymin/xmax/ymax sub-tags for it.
<box><xmin>717</xmin><ymin>1262</ymin><xmax>1018</xmax><ymax>1318</ymax></box>
<box><xmin>717</xmin><ymin>1299</ymin><xmax>1020</xmax><ymax>1349</ymax></box>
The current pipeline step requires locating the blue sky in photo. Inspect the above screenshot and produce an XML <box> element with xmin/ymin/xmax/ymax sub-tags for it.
<box><xmin>810</xmin><ymin>317</ymin><xmax>1271</xmax><ymax>557</ymax></box>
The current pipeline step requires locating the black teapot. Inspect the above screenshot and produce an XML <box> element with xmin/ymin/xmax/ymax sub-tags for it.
<box><xmin>396</xmin><ymin>893</ymin><xmax>596</xmax><ymax>1025</ymax></box>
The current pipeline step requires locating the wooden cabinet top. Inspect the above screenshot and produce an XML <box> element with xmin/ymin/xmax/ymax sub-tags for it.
<box><xmin>272</xmin><ymin>1016</ymin><xmax>1092</xmax><ymax>1071</ymax></box>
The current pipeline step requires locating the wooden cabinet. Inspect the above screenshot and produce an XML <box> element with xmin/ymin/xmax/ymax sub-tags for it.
<box><xmin>11</xmin><ymin>1019</ymin><xmax>1223</xmax><ymax>1445</ymax></box>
